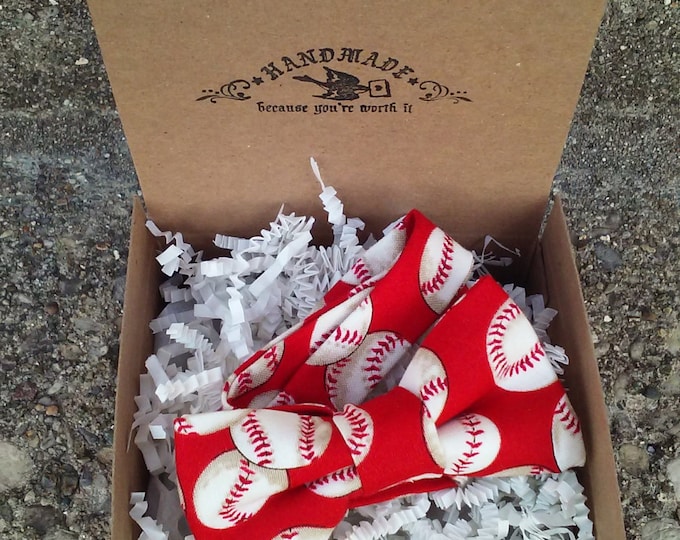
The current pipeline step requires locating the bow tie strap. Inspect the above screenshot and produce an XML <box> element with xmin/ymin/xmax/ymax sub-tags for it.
<box><xmin>222</xmin><ymin>209</ymin><xmax>474</xmax><ymax>411</ymax></box>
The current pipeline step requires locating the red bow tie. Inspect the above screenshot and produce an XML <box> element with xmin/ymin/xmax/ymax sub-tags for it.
<box><xmin>173</xmin><ymin>210</ymin><xmax>585</xmax><ymax>540</ymax></box>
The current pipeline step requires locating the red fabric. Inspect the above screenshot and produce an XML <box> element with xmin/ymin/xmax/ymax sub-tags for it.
<box><xmin>173</xmin><ymin>212</ymin><xmax>585</xmax><ymax>540</ymax></box>
<box><xmin>221</xmin><ymin>209</ymin><xmax>474</xmax><ymax>411</ymax></box>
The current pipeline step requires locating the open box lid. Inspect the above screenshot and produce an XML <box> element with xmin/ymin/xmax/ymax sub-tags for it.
<box><xmin>87</xmin><ymin>0</ymin><xmax>604</xmax><ymax>256</ymax></box>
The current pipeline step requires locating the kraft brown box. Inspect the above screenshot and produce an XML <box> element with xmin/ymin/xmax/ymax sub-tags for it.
<box><xmin>86</xmin><ymin>1</ymin><xmax>626</xmax><ymax>538</ymax></box>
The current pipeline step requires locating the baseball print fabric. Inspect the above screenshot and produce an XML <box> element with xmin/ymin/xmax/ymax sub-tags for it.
<box><xmin>173</xmin><ymin>210</ymin><xmax>585</xmax><ymax>540</ymax></box>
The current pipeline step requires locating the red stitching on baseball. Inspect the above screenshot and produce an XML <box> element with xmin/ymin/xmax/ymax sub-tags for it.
<box><xmin>555</xmin><ymin>397</ymin><xmax>581</xmax><ymax>434</ymax></box>
<box><xmin>339</xmin><ymin>405</ymin><xmax>370</xmax><ymax>456</ymax></box>
<box><xmin>531</xmin><ymin>465</ymin><xmax>548</xmax><ymax>475</ymax></box>
<box><xmin>487</xmin><ymin>303</ymin><xmax>522</xmax><ymax>337</ymax></box>
<box><xmin>348</xmin><ymin>276</ymin><xmax>379</xmax><ymax>297</ymax></box>
<box><xmin>271</xmin><ymin>391</ymin><xmax>295</xmax><ymax>406</ymax></box>
<box><xmin>279</xmin><ymin>531</ymin><xmax>299</xmax><ymax>540</ymax></box>
<box><xmin>262</xmin><ymin>345</ymin><xmax>281</xmax><ymax>372</ymax></box>
<box><xmin>307</xmin><ymin>465</ymin><xmax>358</xmax><ymax>488</ymax></box>
<box><xmin>235</xmin><ymin>370</ymin><xmax>254</xmax><ymax>394</ymax></box>
<box><xmin>173</xmin><ymin>417</ymin><xmax>194</xmax><ymax>435</ymax></box>
<box><xmin>242</xmin><ymin>411</ymin><xmax>274</xmax><ymax>466</ymax></box>
<box><xmin>363</xmin><ymin>333</ymin><xmax>407</xmax><ymax>387</ymax></box>
<box><xmin>218</xmin><ymin>458</ymin><xmax>255</xmax><ymax>524</ymax></box>
<box><xmin>421</xmin><ymin>234</ymin><xmax>455</xmax><ymax>295</ymax></box>
<box><xmin>310</xmin><ymin>329</ymin><xmax>332</xmax><ymax>354</ymax></box>
<box><xmin>311</xmin><ymin>325</ymin><xmax>364</xmax><ymax>353</ymax></box>
<box><xmin>298</xmin><ymin>415</ymin><xmax>318</xmax><ymax>462</ymax></box>
<box><xmin>487</xmin><ymin>303</ymin><xmax>546</xmax><ymax>379</ymax></box>
<box><xmin>492</xmin><ymin>341</ymin><xmax>545</xmax><ymax>378</ymax></box>
<box><xmin>334</xmin><ymin>326</ymin><xmax>363</xmax><ymax>346</ymax></box>
<box><xmin>420</xmin><ymin>376</ymin><xmax>448</xmax><ymax>418</ymax></box>
<box><xmin>351</xmin><ymin>259</ymin><xmax>372</xmax><ymax>283</ymax></box>
<box><xmin>449</xmin><ymin>416</ymin><xmax>484</xmax><ymax>475</ymax></box>
<box><xmin>325</xmin><ymin>357</ymin><xmax>352</xmax><ymax>399</ymax></box>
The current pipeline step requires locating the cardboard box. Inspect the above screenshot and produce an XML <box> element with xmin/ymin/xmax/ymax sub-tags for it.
<box><xmin>86</xmin><ymin>1</ymin><xmax>626</xmax><ymax>538</ymax></box>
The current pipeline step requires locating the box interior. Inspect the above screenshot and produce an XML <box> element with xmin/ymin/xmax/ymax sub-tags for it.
<box><xmin>112</xmin><ymin>198</ymin><xmax>625</xmax><ymax>539</ymax></box>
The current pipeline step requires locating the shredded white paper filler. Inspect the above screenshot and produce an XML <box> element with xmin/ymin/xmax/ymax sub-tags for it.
<box><xmin>129</xmin><ymin>161</ymin><xmax>593</xmax><ymax>539</ymax></box>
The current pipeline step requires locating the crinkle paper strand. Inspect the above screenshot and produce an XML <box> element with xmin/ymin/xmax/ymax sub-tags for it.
<box><xmin>129</xmin><ymin>163</ymin><xmax>592</xmax><ymax>540</ymax></box>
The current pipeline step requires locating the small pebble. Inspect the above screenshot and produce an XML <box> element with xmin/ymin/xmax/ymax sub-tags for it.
<box><xmin>642</xmin><ymin>386</ymin><xmax>661</xmax><ymax>400</ymax></box>
<box><xmin>74</xmin><ymin>57</ymin><xmax>89</xmax><ymax>66</ymax></box>
<box><xmin>60</xmin><ymin>464</ymin><xmax>79</xmax><ymax>497</ymax></box>
<box><xmin>45</xmin><ymin>301</ymin><xmax>60</xmax><ymax>315</ymax></box>
<box><xmin>665</xmin><ymin>325</ymin><xmax>680</xmax><ymax>355</ymax></box>
<box><xmin>95</xmin><ymin>447</ymin><xmax>114</xmax><ymax>466</ymax></box>
<box><xmin>24</xmin><ymin>505</ymin><xmax>61</xmax><ymax>535</ymax></box>
<box><xmin>47</xmin><ymin>380</ymin><xmax>63</xmax><ymax>395</ymax></box>
<box><xmin>594</xmin><ymin>242</ymin><xmax>623</xmax><ymax>271</ymax></box>
<box><xmin>641</xmin><ymin>519</ymin><xmax>680</xmax><ymax>540</ymax></box>
<box><xmin>13</xmin><ymin>381</ymin><xmax>38</xmax><ymax>400</ymax></box>
<box><xmin>665</xmin><ymin>458</ymin><xmax>680</xmax><ymax>503</ymax></box>
<box><xmin>45</xmin><ymin>405</ymin><xmax>59</xmax><ymax>417</ymax></box>
<box><xmin>619</xmin><ymin>443</ymin><xmax>649</xmax><ymax>474</ymax></box>
<box><xmin>629</xmin><ymin>340</ymin><xmax>644</xmax><ymax>361</ymax></box>
<box><xmin>0</xmin><ymin>442</ymin><xmax>32</xmax><ymax>492</ymax></box>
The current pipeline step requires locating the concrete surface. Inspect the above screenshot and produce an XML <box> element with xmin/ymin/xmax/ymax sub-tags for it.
<box><xmin>0</xmin><ymin>0</ymin><xmax>678</xmax><ymax>538</ymax></box>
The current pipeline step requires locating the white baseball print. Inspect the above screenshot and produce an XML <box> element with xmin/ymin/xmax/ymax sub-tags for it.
<box><xmin>230</xmin><ymin>409</ymin><xmax>332</xmax><ymax>468</ymax></box>
<box><xmin>306</xmin><ymin>291</ymin><xmax>373</xmax><ymax>366</ymax></box>
<box><xmin>418</xmin><ymin>229</ymin><xmax>473</xmax><ymax>314</ymax></box>
<box><xmin>325</xmin><ymin>331</ymin><xmax>411</xmax><ymax>408</ymax></box>
<box><xmin>246</xmin><ymin>389</ymin><xmax>296</xmax><ymax>409</ymax></box>
<box><xmin>228</xmin><ymin>341</ymin><xmax>285</xmax><ymax>399</ymax></box>
<box><xmin>193</xmin><ymin>450</ymin><xmax>288</xmax><ymax>529</ymax></box>
<box><xmin>551</xmin><ymin>395</ymin><xmax>585</xmax><ymax>469</ymax></box>
<box><xmin>434</xmin><ymin>414</ymin><xmax>501</xmax><ymax>476</ymax></box>
<box><xmin>332</xmin><ymin>404</ymin><xmax>374</xmax><ymax>465</ymax></box>
<box><xmin>340</xmin><ymin>223</ymin><xmax>407</xmax><ymax>289</ymax></box>
<box><xmin>174</xmin><ymin>409</ymin><xmax>249</xmax><ymax>437</ymax></box>
<box><xmin>491</xmin><ymin>464</ymin><xmax>551</xmax><ymax>477</ymax></box>
<box><xmin>399</xmin><ymin>347</ymin><xmax>449</xmax><ymax>422</ymax></box>
<box><xmin>343</xmin><ymin>258</ymin><xmax>373</xmax><ymax>287</ymax></box>
<box><xmin>273</xmin><ymin>527</ymin><xmax>335</xmax><ymax>540</ymax></box>
<box><xmin>305</xmin><ymin>465</ymin><xmax>362</xmax><ymax>498</ymax></box>
<box><xmin>485</xmin><ymin>299</ymin><xmax>558</xmax><ymax>392</ymax></box>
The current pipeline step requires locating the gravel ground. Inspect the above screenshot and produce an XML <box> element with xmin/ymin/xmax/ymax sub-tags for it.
<box><xmin>0</xmin><ymin>1</ymin><xmax>678</xmax><ymax>539</ymax></box>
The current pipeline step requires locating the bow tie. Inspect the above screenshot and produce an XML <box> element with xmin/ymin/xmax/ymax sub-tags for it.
<box><xmin>173</xmin><ymin>210</ymin><xmax>585</xmax><ymax>540</ymax></box>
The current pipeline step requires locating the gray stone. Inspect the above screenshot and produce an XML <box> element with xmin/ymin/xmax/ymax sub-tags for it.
<box><xmin>44</xmin><ymin>530</ymin><xmax>78</xmax><ymax>540</ymax></box>
<box><xmin>629</xmin><ymin>339</ymin><xmax>645</xmax><ymax>361</ymax></box>
<box><xmin>25</xmin><ymin>505</ymin><xmax>61</xmax><ymax>535</ymax></box>
<box><xmin>60</xmin><ymin>463</ymin><xmax>79</xmax><ymax>497</ymax></box>
<box><xmin>668</xmin><ymin>458</ymin><xmax>680</xmax><ymax>502</ymax></box>
<box><xmin>641</xmin><ymin>519</ymin><xmax>680</xmax><ymax>540</ymax></box>
<box><xmin>618</xmin><ymin>443</ymin><xmax>649</xmax><ymax>475</ymax></box>
<box><xmin>666</xmin><ymin>325</ymin><xmax>680</xmax><ymax>355</ymax></box>
<box><xmin>593</xmin><ymin>242</ymin><xmax>623</xmax><ymax>271</ymax></box>
<box><xmin>662</xmin><ymin>370</ymin><xmax>680</xmax><ymax>396</ymax></box>
<box><xmin>78</xmin><ymin>467</ymin><xmax>111</xmax><ymax>515</ymax></box>
<box><xmin>0</xmin><ymin>441</ymin><xmax>32</xmax><ymax>492</ymax></box>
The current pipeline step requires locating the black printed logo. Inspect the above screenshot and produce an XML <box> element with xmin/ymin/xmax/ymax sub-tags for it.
<box><xmin>292</xmin><ymin>67</ymin><xmax>391</xmax><ymax>101</ymax></box>
<box><xmin>196</xmin><ymin>46</ymin><xmax>471</xmax><ymax>114</ymax></box>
